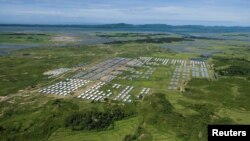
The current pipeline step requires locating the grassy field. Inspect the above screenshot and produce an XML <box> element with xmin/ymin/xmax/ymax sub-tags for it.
<box><xmin>49</xmin><ymin>116</ymin><xmax>140</xmax><ymax>141</ymax></box>
<box><xmin>0</xmin><ymin>42</ymin><xmax>169</xmax><ymax>96</ymax></box>
<box><xmin>0</xmin><ymin>32</ymin><xmax>250</xmax><ymax>141</ymax></box>
<box><xmin>112</xmin><ymin>65</ymin><xmax>174</xmax><ymax>90</ymax></box>
<box><xmin>0</xmin><ymin>33</ymin><xmax>52</xmax><ymax>44</ymax></box>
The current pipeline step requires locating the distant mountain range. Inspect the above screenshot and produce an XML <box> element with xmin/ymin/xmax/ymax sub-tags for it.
<box><xmin>1</xmin><ymin>23</ymin><xmax>250</xmax><ymax>33</ymax></box>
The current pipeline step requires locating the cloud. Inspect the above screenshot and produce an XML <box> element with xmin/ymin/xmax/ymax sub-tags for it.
<box><xmin>0</xmin><ymin>0</ymin><xmax>249</xmax><ymax>25</ymax></box>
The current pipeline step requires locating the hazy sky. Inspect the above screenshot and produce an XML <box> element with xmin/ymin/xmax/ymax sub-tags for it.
<box><xmin>0</xmin><ymin>0</ymin><xmax>250</xmax><ymax>26</ymax></box>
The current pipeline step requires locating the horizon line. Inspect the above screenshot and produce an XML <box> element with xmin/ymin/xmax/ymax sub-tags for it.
<box><xmin>0</xmin><ymin>23</ymin><xmax>250</xmax><ymax>28</ymax></box>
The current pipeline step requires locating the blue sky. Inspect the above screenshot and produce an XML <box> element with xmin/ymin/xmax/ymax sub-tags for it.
<box><xmin>0</xmin><ymin>0</ymin><xmax>249</xmax><ymax>26</ymax></box>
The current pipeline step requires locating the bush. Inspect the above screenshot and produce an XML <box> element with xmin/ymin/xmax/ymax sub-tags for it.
<box><xmin>218</xmin><ymin>65</ymin><xmax>250</xmax><ymax>76</ymax></box>
<box><xmin>65</xmin><ymin>106</ymin><xmax>133</xmax><ymax>131</ymax></box>
<box><xmin>123</xmin><ymin>135</ymin><xmax>137</xmax><ymax>141</ymax></box>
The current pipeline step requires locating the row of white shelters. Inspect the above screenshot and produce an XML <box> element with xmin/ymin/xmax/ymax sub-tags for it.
<box><xmin>200</xmin><ymin>67</ymin><xmax>209</xmax><ymax>78</ymax></box>
<box><xmin>168</xmin><ymin>66</ymin><xmax>182</xmax><ymax>90</ymax></box>
<box><xmin>139</xmin><ymin>57</ymin><xmax>152</xmax><ymax>64</ymax></box>
<box><xmin>112</xmin><ymin>83</ymin><xmax>121</xmax><ymax>89</ymax></box>
<box><xmin>114</xmin><ymin>86</ymin><xmax>133</xmax><ymax>102</ymax></box>
<box><xmin>137</xmin><ymin>88</ymin><xmax>151</xmax><ymax>99</ymax></box>
<box><xmin>192</xmin><ymin>66</ymin><xmax>200</xmax><ymax>77</ymax></box>
<box><xmin>39</xmin><ymin>79</ymin><xmax>89</xmax><ymax>95</ymax></box>
<box><xmin>77</xmin><ymin>82</ymin><xmax>112</xmax><ymax>101</ymax></box>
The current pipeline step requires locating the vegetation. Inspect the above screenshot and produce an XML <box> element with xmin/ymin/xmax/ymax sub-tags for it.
<box><xmin>65</xmin><ymin>106</ymin><xmax>134</xmax><ymax>131</ymax></box>
<box><xmin>0</xmin><ymin>99</ymin><xmax>79</xmax><ymax>141</ymax></box>
<box><xmin>213</xmin><ymin>57</ymin><xmax>250</xmax><ymax>76</ymax></box>
<box><xmin>0</xmin><ymin>43</ymin><xmax>168</xmax><ymax>96</ymax></box>
<box><xmin>0</xmin><ymin>31</ymin><xmax>250</xmax><ymax>141</ymax></box>
<box><xmin>0</xmin><ymin>33</ymin><xmax>51</xmax><ymax>44</ymax></box>
<box><xmin>0</xmin><ymin>98</ymin><xmax>135</xmax><ymax>141</ymax></box>
<box><xmin>96</xmin><ymin>32</ymin><xmax>170</xmax><ymax>38</ymax></box>
<box><xmin>105</xmin><ymin>37</ymin><xmax>189</xmax><ymax>44</ymax></box>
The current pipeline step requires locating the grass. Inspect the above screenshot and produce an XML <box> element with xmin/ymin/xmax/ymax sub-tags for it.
<box><xmin>0</xmin><ymin>31</ymin><xmax>250</xmax><ymax>141</ymax></box>
<box><xmin>49</xmin><ymin>116</ymin><xmax>140</xmax><ymax>141</ymax></box>
<box><xmin>147</xmin><ymin>127</ymin><xmax>174</xmax><ymax>141</ymax></box>
<box><xmin>112</xmin><ymin>65</ymin><xmax>174</xmax><ymax>91</ymax></box>
<box><xmin>0</xmin><ymin>42</ymin><xmax>170</xmax><ymax>96</ymax></box>
<box><xmin>0</xmin><ymin>33</ymin><xmax>52</xmax><ymax>44</ymax></box>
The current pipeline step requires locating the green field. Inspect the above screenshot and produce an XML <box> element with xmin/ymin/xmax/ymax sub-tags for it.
<box><xmin>0</xmin><ymin>33</ymin><xmax>52</xmax><ymax>44</ymax></box>
<box><xmin>0</xmin><ymin>32</ymin><xmax>250</xmax><ymax>141</ymax></box>
<box><xmin>49</xmin><ymin>117</ymin><xmax>140</xmax><ymax>141</ymax></box>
